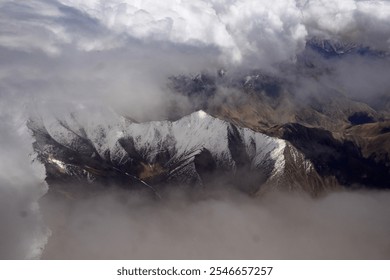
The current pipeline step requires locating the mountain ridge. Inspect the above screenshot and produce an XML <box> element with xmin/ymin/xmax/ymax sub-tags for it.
<box><xmin>28</xmin><ymin>108</ymin><xmax>336</xmax><ymax>197</ymax></box>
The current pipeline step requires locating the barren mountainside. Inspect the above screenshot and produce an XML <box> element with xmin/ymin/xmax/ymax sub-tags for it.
<box><xmin>28</xmin><ymin>38</ymin><xmax>390</xmax><ymax>197</ymax></box>
<box><xmin>28</xmin><ymin>108</ymin><xmax>338</xmax><ymax>197</ymax></box>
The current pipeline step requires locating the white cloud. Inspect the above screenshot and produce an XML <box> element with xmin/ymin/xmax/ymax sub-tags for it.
<box><xmin>302</xmin><ymin>0</ymin><xmax>390</xmax><ymax>49</ymax></box>
<box><xmin>41</xmin><ymin>188</ymin><xmax>390</xmax><ymax>259</ymax></box>
<box><xmin>55</xmin><ymin>0</ymin><xmax>307</xmax><ymax>65</ymax></box>
<box><xmin>215</xmin><ymin>0</ymin><xmax>307</xmax><ymax>66</ymax></box>
<box><xmin>0</xmin><ymin>106</ymin><xmax>49</xmax><ymax>259</ymax></box>
<box><xmin>1</xmin><ymin>0</ymin><xmax>390</xmax><ymax>64</ymax></box>
<box><xmin>53</xmin><ymin>0</ymin><xmax>390</xmax><ymax>64</ymax></box>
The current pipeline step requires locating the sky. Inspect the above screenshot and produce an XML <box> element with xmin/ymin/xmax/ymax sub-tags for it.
<box><xmin>0</xmin><ymin>0</ymin><xmax>390</xmax><ymax>259</ymax></box>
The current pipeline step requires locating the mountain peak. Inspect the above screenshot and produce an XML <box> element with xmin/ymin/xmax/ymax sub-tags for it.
<box><xmin>196</xmin><ymin>110</ymin><xmax>208</xmax><ymax>119</ymax></box>
<box><xmin>28</xmin><ymin>107</ymin><xmax>330</xmax><ymax>196</ymax></box>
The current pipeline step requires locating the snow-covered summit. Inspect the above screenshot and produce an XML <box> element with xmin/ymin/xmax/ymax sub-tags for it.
<box><xmin>28</xmin><ymin>107</ymin><xmax>321</xmax><ymax>195</ymax></box>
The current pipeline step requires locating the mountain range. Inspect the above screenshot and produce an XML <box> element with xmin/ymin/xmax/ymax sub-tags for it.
<box><xmin>28</xmin><ymin>38</ymin><xmax>390</xmax><ymax>198</ymax></box>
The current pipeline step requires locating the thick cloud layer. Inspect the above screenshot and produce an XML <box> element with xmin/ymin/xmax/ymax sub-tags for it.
<box><xmin>40</xmin><ymin>188</ymin><xmax>390</xmax><ymax>259</ymax></box>
<box><xmin>1</xmin><ymin>0</ymin><xmax>390</xmax><ymax>65</ymax></box>
<box><xmin>1</xmin><ymin>0</ymin><xmax>389</xmax><ymax>118</ymax></box>
<box><xmin>0</xmin><ymin>109</ymin><xmax>49</xmax><ymax>259</ymax></box>
<box><xmin>301</xmin><ymin>0</ymin><xmax>390</xmax><ymax>49</ymax></box>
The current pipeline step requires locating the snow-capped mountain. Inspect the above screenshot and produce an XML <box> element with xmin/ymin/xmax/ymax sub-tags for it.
<box><xmin>27</xmin><ymin>37</ymin><xmax>390</xmax><ymax>197</ymax></box>
<box><xmin>28</xmin><ymin>107</ymin><xmax>331</xmax><ymax>197</ymax></box>
<box><xmin>306</xmin><ymin>37</ymin><xmax>388</xmax><ymax>58</ymax></box>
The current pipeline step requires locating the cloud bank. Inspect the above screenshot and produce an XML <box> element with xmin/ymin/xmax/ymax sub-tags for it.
<box><xmin>40</xmin><ymin>188</ymin><xmax>390</xmax><ymax>259</ymax></box>
<box><xmin>1</xmin><ymin>0</ymin><xmax>390</xmax><ymax>65</ymax></box>
<box><xmin>0</xmin><ymin>109</ymin><xmax>49</xmax><ymax>259</ymax></box>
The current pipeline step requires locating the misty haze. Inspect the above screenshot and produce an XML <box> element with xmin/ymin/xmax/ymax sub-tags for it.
<box><xmin>0</xmin><ymin>0</ymin><xmax>389</xmax><ymax>260</ymax></box>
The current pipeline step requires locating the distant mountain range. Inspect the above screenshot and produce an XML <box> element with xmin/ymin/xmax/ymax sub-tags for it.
<box><xmin>28</xmin><ymin>38</ymin><xmax>390</xmax><ymax>198</ymax></box>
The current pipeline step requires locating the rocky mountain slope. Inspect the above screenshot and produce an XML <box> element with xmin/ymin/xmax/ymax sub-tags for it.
<box><xmin>28</xmin><ymin>107</ymin><xmax>337</xmax><ymax>197</ymax></box>
<box><xmin>28</xmin><ymin>38</ymin><xmax>390</xmax><ymax>197</ymax></box>
<box><xmin>165</xmin><ymin>38</ymin><xmax>390</xmax><ymax>189</ymax></box>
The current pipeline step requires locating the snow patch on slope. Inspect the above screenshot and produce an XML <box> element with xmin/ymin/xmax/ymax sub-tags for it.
<box><xmin>35</xmin><ymin>107</ymin><xmax>296</xmax><ymax>184</ymax></box>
